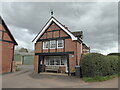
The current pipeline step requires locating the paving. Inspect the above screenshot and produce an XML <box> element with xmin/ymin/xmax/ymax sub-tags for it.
<box><xmin>2</xmin><ymin>65</ymin><xmax>119</xmax><ymax>88</ymax></box>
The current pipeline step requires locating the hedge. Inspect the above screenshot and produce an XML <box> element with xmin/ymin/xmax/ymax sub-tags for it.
<box><xmin>107</xmin><ymin>53</ymin><xmax>120</xmax><ymax>56</ymax></box>
<box><xmin>81</xmin><ymin>53</ymin><xmax>119</xmax><ymax>77</ymax></box>
<box><xmin>106</xmin><ymin>56</ymin><xmax>119</xmax><ymax>75</ymax></box>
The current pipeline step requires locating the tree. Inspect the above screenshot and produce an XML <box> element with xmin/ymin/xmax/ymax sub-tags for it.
<box><xmin>19</xmin><ymin>48</ymin><xmax>28</xmax><ymax>53</ymax></box>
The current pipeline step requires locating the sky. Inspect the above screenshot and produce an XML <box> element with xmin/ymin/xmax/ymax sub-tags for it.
<box><xmin>0</xmin><ymin>2</ymin><xmax>118</xmax><ymax>55</ymax></box>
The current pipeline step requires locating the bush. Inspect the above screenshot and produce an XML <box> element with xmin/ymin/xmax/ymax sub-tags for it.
<box><xmin>81</xmin><ymin>53</ymin><xmax>119</xmax><ymax>77</ymax></box>
<box><xmin>106</xmin><ymin>56</ymin><xmax>119</xmax><ymax>75</ymax></box>
<box><xmin>107</xmin><ymin>53</ymin><xmax>120</xmax><ymax>56</ymax></box>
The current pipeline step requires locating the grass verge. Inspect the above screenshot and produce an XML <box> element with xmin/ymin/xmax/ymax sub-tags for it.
<box><xmin>83</xmin><ymin>73</ymin><xmax>120</xmax><ymax>82</ymax></box>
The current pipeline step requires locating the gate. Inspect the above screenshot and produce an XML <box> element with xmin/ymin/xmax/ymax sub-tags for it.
<box><xmin>23</xmin><ymin>55</ymin><xmax>34</xmax><ymax>65</ymax></box>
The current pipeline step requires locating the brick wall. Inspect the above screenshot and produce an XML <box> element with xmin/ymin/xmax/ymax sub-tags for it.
<box><xmin>34</xmin><ymin>22</ymin><xmax>82</xmax><ymax>73</ymax></box>
<box><xmin>0</xmin><ymin>41</ymin><xmax>14</xmax><ymax>73</ymax></box>
<box><xmin>0</xmin><ymin>24</ymin><xmax>15</xmax><ymax>73</ymax></box>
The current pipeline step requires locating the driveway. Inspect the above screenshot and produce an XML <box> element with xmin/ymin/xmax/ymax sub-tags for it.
<box><xmin>2</xmin><ymin>65</ymin><xmax>119</xmax><ymax>88</ymax></box>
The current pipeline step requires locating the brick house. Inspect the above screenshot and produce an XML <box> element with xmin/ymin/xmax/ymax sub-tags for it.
<box><xmin>33</xmin><ymin>16</ymin><xmax>90</xmax><ymax>74</ymax></box>
<box><xmin>0</xmin><ymin>16</ymin><xmax>18</xmax><ymax>73</ymax></box>
<box><xmin>82</xmin><ymin>43</ymin><xmax>90</xmax><ymax>55</ymax></box>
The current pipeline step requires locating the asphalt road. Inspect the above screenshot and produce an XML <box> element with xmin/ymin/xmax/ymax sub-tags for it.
<box><xmin>2</xmin><ymin>65</ymin><xmax>119</xmax><ymax>88</ymax></box>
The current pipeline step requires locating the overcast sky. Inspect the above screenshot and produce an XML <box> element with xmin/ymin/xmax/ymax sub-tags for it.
<box><xmin>1</xmin><ymin>2</ymin><xmax>118</xmax><ymax>55</ymax></box>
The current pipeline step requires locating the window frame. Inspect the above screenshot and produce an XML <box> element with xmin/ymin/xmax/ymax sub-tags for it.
<box><xmin>50</xmin><ymin>40</ymin><xmax>56</xmax><ymax>49</ymax></box>
<box><xmin>43</xmin><ymin>39</ymin><xmax>64</xmax><ymax>49</ymax></box>
<box><xmin>44</xmin><ymin>56</ymin><xmax>66</xmax><ymax>66</ymax></box>
<box><xmin>43</xmin><ymin>41</ymin><xmax>49</xmax><ymax>49</ymax></box>
<box><xmin>57</xmin><ymin>39</ymin><xmax>64</xmax><ymax>48</ymax></box>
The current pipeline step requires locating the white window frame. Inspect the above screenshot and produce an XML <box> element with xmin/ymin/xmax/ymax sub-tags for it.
<box><xmin>50</xmin><ymin>40</ymin><xmax>56</xmax><ymax>49</ymax></box>
<box><xmin>57</xmin><ymin>40</ymin><xmax>64</xmax><ymax>48</ymax></box>
<box><xmin>43</xmin><ymin>41</ymin><xmax>49</xmax><ymax>49</ymax></box>
<box><xmin>44</xmin><ymin>56</ymin><xmax>66</xmax><ymax>66</ymax></box>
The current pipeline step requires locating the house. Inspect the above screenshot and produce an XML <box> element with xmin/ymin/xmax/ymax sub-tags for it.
<box><xmin>33</xmin><ymin>16</ymin><xmax>90</xmax><ymax>74</ymax></box>
<box><xmin>0</xmin><ymin>16</ymin><xmax>18</xmax><ymax>73</ymax></box>
<box><xmin>82</xmin><ymin>43</ymin><xmax>90</xmax><ymax>55</ymax></box>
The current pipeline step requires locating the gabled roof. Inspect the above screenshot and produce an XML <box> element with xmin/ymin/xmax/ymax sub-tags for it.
<box><xmin>0</xmin><ymin>16</ymin><xmax>18</xmax><ymax>45</ymax></box>
<box><xmin>82</xmin><ymin>42</ymin><xmax>90</xmax><ymax>49</ymax></box>
<box><xmin>32</xmin><ymin>16</ymin><xmax>78</xmax><ymax>43</ymax></box>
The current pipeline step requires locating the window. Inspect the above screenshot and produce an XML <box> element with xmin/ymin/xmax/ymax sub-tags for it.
<box><xmin>54</xmin><ymin>56</ymin><xmax>60</xmax><ymax>65</ymax></box>
<box><xmin>44</xmin><ymin>56</ymin><xmax>66</xmax><ymax>66</ymax></box>
<box><xmin>57</xmin><ymin>40</ymin><xmax>64</xmax><ymax>48</ymax></box>
<box><xmin>61</xmin><ymin>56</ymin><xmax>66</xmax><ymax>65</ymax></box>
<box><xmin>50</xmin><ymin>57</ymin><xmax>54</xmax><ymax>65</ymax></box>
<box><xmin>50</xmin><ymin>40</ymin><xmax>56</xmax><ymax>49</ymax></box>
<box><xmin>43</xmin><ymin>41</ymin><xmax>49</xmax><ymax>49</ymax></box>
<box><xmin>45</xmin><ymin>57</ymin><xmax>50</xmax><ymax>65</ymax></box>
<box><xmin>43</xmin><ymin>40</ymin><xmax>64</xmax><ymax>49</ymax></box>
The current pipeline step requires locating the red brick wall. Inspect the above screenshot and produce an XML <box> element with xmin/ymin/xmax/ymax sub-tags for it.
<box><xmin>34</xmin><ymin>22</ymin><xmax>82</xmax><ymax>73</ymax></box>
<box><xmin>34</xmin><ymin>55</ymin><xmax>39</xmax><ymax>73</ymax></box>
<box><xmin>77</xmin><ymin>42</ymin><xmax>82</xmax><ymax>65</ymax></box>
<box><xmin>0</xmin><ymin>24</ymin><xmax>15</xmax><ymax>73</ymax></box>
<box><xmin>1</xmin><ymin>41</ymin><xmax>14</xmax><ymax>73</ymax></box>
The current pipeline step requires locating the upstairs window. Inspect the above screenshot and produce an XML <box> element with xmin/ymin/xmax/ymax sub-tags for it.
<box><xmin>43</xmin><ymin>41</ymin><xmax>49</xmax><ymax>49</ymax></box>
<box><xmin>50</xmin><ymin>40</ymin><xmax>56</xmax><ymax>49</ymax></box>
<box><xmin>43</xmin><ymin>40</ymin><xmax>64</xmax><ymax>49</ymax></box>
<box><xmin>57</xmin><ymin>40</ymin><xmax>64</xmax><ymax>48</ymax></box>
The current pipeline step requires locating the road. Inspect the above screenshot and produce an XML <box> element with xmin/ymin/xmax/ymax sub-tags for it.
<box><xmin>2</xmin><ymin>65</ymin><xmax>119</xmax><ymax>88</ymax></box>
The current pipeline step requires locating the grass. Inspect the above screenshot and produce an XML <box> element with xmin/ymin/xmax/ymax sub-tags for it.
<box><xmin>83</xmin><ymin>73</ymin><xmax>120</xmax><ymax>82</ymax></box>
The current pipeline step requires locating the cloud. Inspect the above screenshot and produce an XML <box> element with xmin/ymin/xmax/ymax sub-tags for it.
<box><xmin>8</xmin><ymin>25</ymin><xmax>36</xmax><ymax>49</ymax></box>
<box><xmin>1</xmin><ymin>2</ymin><xmax>118</xmax><ymax>55</ymax></box>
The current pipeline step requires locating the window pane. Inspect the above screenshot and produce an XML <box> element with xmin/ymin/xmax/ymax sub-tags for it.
<box><xmin>43</xmin><ymin>41</ymin><xmax>49</xmax><ymax>49</ymax></box>
<box><xmin>50</xmin><ymin>57</ymin><xmax>54</xmax><ymax>65</ymax></box>
<box><xmin>61</xmin><ymin>56</ymin><xmax>66</xmax><ymax>65</ymax></box>
<box><xmin>45</xmin><ymin>57</ymin><xmax>49</xmax><ymax>65</ymax></box>
<box><xmin>54</xmin><ymin>56</ymin><xmax>60</xmax><ymax>65</ymax></box>
<box><xmin>50</xmin><ymin>40</ymin><xmax>56</xmax><ymax>48</ymax></box>
<box><xmin>58</xmin><ymin>40</ymin><xmax>63</xmax><ymax>48</ymax></box>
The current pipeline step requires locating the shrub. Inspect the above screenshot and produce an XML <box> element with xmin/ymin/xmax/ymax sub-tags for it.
<box><xmin>107</xmin><ymin>53</ymin><xmax>120</xmax><ymax>56</ymax></box>
<box><xmin>106</xmin><ymin>56</ymin><xmax>119</xmax><ymax>75</ymax></box>
<box><xmin>80</xmin><ymin>53</ymin><xmax>119</xmax><ymax>77</ymax></box>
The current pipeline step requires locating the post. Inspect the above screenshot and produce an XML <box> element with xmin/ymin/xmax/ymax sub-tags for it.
<box><xmin>67</xmin><ymin>55</ymin><xmax>70</xmax><ymax>76</ymax></box>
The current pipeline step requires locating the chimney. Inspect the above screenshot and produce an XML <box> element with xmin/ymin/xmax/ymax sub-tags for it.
<box><xmin>63</xmin><ymin>25</ymin><xmax>68</xmax><ymax>29</ymax></box>
<box><xmin>65</xmin><ymin>27</ymin><xmax>68</xmax><ymax>29</ymax></box>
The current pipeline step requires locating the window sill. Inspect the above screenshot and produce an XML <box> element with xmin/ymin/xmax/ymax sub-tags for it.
<box><xmin>43</xmin><ymin>48</ymin><xmax>64</xmax><ymax>50</ymax></box>
<box><xmin>46</xmin><ymin>65</ymin><xmax>66</xmax><ymax>66</ymax></box>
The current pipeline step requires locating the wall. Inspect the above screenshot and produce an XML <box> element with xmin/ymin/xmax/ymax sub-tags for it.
<box><xmin>0</xmin><ymin>24</ymin><xmax>14</xmax><ymax>73</ymax></box>
<box><xmin>1</xmin><ymin>41</ymin><xmax>14</xmax><ymax>73</ymax></box>
<box><xmin>34</xmin><ymin>22</ymin><xmax>82</xmax><ymax>73</ymax></box>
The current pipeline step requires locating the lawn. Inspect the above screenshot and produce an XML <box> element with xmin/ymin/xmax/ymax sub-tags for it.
<box><xmin>83</xmin><ymin>73</ymin><xmax>120</xmax><ymax>82</ymax></box>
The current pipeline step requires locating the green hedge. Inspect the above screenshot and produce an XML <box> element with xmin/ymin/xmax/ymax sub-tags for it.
<box><xmin>106</xmin><ymin>56</ymin><xmax>119</xmax><ymax>75</ymax></box>
<box><xmin>81</xmin><ymin>53</ymin><xmax>119</xmax><ymax>77</ymax></box>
